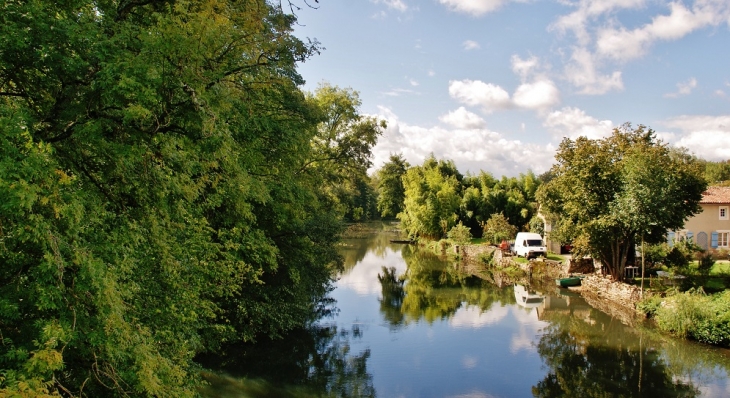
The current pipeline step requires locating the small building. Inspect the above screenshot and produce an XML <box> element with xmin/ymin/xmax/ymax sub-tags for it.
<box><xmin>670</xmin><ymin>186</ymin><xmax>730</xmax><ymax>250</ymax></box>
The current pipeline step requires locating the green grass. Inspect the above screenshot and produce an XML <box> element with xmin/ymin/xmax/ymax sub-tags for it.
<box><xmin>469</xmin><ymin>237</ymin><xmax>487</xmax><ymax>245</ymax></box>
<box><xmin>712</xmin><ymin>260</ymin><xmax>730</xmax><ymax>275</ymax></box>
<box><xmin>546</xmin><ymin>253</ymin><xmax>567</xmax><ymax>262</ymax></box>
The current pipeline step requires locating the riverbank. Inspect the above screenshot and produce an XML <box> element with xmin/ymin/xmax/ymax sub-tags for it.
<box><xmin>455</xmin><ymin>244</ymin><xmax>649</xmax><ymax>324</ymax></box>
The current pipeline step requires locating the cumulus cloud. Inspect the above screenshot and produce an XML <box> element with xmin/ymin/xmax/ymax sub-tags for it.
<box><xmin>370</xmin><ymin>106</ymin><xmax>556</xmax><ymax>176</ymax></box>
<box><xmin>439</xmin><ymin>107</ymin><xmax>487</xmax><ymax>129</ymax></box>
<box><xmin>371</xmin><ymin>0</ymin><xmax>408</xmax><ymax>12</ymax></box>
<box><xmin>564</xmin><ymin>47</ymin><xmax>624</xmax><ymax>95</ymax></box>
<box><xmin>463</xmin><ymin>40</ymin><xmax>481</xmax><ymax>50</ymax></box>
<box><xmin>438</xmin><ymin>0</ymin><xmax>507</xmax><ymax>16</ymax></box>
<box><xmin>448</xmin><ymin>79</ymin><xmax>511</xmax><ymax>112</ymax></box>
<box><xmin>661</xmin><ymin>115</ymin><xmax>730</xmax><ymax>161</ymax></box>
<box><xmin>511</xmin><ymin>55</ymin><xmax>540</xmax><ymax>81</ymax></box>
<box><xmin>449</xmin><ymin>76</ymin><xmax>560</xmax><ymax>112</ymax></box>
<box><xmin>551</xmin><ymin>0</ymin><xmax>645</xmax><ymax>47</ymax></box>
<box><xmin>544</xmin><ymin>107</ymin><xmax>614</xmax><ymax>140</ymax></box>
<box><xmin>664</xmin><ymin>77</ymin><xmax>698</xmax><ymax>98</ymax></box>
<box><xmin>513</xmin><ymin>79</ymin><xmax>560</xmax><ymax>111</ymax></box>
<box><xmin>597</xmin><ymin>1</ymin><xmax>730</xmax><ymax>62</ymax></box>
<box><xmin>551</xmin><ymin>0</ymin><xmax>730</xmax><ymax>94</ymax></box>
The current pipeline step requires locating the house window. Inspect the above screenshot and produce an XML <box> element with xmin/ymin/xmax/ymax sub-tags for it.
<box><xmin>721</xmin><ymin>206</ymin><xmax>729</xmax><ymax>220</ymax></box>
<box><xmin>719</xmin><ymin>231</ymin><xmax>730</xmax><ymax>248</ymax></box>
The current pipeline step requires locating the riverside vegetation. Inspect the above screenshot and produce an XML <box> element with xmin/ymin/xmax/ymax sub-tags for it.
<box><xmin>3</xmin><ymin>1</ymin><xmax>730</xmax><ymax>397</ymax></box>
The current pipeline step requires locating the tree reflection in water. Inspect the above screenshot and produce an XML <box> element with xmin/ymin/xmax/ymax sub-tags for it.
<box><xmin>377</xmin><ymin>245</ymin><xmax>514</xmax><ymax>326</ymax></box>
<box><xmin>533</xmin><ymin>318</ymin><xmax>699</xmax><ymax>397</ymax></box>
<box><xmin>197</xmin><ymin>323</ymin><xmax>374</xmax><ymax>397</ymax></box>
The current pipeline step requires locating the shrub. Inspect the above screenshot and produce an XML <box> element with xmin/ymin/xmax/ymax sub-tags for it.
<box><xmin>653</xmin><ymin>289</ymin><xmax>730</xmax><ymax>347</ymax></box>
<box><xmin>697</xmin><ymin>251</ymin><xmax>715</xmax><ymax>276</ymax></box>
<box><xmin>447</xmin><ymin>222</ymin><xmax>473</xmax><ymax>246</ymax></box>
<box><xmin>478</xmin><ymin>251</ymin><xmax>495</xmax><ymax>266</ymax></box>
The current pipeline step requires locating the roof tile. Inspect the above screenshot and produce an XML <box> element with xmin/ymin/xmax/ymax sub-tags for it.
<box><xmin>701</xmin><ymin>186</ymin><xmax>730</xmax><ymax>204</ymax></box>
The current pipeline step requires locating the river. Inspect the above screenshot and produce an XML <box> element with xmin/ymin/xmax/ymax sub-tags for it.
<box><xmin>201</xmin><ymin>223</ymin><xmax>730</xmax><ymax>397</ymax></box>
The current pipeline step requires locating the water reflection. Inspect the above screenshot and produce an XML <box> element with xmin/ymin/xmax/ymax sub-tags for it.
<box><xmin>198</xmin><ymin>323</ymin><xmax>374</xmax><ymax>397</ymax></box>
<box><xmin>202</xmin><ymin>225</ymin><xmax>730</xmax><ymax>397</ymax></box>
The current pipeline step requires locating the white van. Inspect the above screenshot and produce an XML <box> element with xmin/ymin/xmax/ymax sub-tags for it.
<box><xmin>513</xmin><ymin>232</ymin><xmax>547</xmax><ymax>259</ymax></box>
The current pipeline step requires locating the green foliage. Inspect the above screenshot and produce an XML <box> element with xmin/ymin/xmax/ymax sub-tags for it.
<box><xmin>478</xmin><ymin>251</ymin><xmax>496</xmax><ymax>266</ymax></box>
<box><xmin>528</xmin><ymin>215</ymin><xmax>545</xmax><ymax>235</ymax></box>
<box><xmin>482</xmin><ymin>213</ymin><xmax>518</xmax><ymax>245</ymax></box>
<box><xmin>375</xmin><ymin>153</ymin><xmax>409</xmax><ymax>219</ymax></box>
<box><xmin>653</xmin><ymin>290</ymin><xmax>730</xmax><ymax>347</ymax></box>
<box><xmin>0</xmin><ymin>1</ymin><xmax>364</xmax><ymax>396</ymax></box>
<box><xmin>398</xmin><ymin>156</ymin><xmax>462</xmax><ymax>239</ymax></box>
<box><xmin>305</xmin><ymin>83</ymin><xmax>386</xmax><ymax>222</ymax></box>
<box><xmin>537</xmin><ymin>124</ymin><xmax>707</xmax><ymax>281</ymax></box>
<box><xmin>696</xmin><ymin>252</ymin><xmax>716</xmax><ymax>276</ymax></box>
<box><xmin>447</xmin><ymin>222</ymin><xmax>472</xmax><ymax>245</ymax></box>
<box><xmin>700</xmin><ymin>159</ymin><xmax>730</xmax><ymax>185</ymax></box>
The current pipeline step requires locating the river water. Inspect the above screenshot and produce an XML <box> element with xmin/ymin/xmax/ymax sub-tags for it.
<box><xmin>202</xmin><ymin>223</ymin><xmax>730</xmax><ymax>397</ymax></box>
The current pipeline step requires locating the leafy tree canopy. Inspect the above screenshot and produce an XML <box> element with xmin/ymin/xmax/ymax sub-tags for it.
<box><xmin>536</xmin><ymin>124</ymin><xmax>706</xmax><ymax>280</ymax></box>
<box><xmin>0</xmin><ymin>1</ymin><xmax>364</xmax><ymax>396</ymax></box>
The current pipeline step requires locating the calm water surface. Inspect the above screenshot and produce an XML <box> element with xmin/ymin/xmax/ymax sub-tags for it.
<box><xmin>202</xmin><ymin>224</ymin><xmax>730</xmax><ymax>397</ymax></box>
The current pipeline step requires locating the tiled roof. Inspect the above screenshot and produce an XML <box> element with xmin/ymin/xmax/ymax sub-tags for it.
<box><xmin>701</xmin><ymin>186</ymin><xmax>730</xmax><ymax>204</ymax></box>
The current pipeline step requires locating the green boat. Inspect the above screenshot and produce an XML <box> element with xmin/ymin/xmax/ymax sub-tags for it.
<box><xmin>555</xmin><ymin>276</ymin><xmax>583</xmax><ymax>288</ymax></box>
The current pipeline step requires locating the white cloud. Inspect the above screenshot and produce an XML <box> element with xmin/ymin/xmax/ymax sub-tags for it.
<box><xmin>596</xmin><ymin>1</ymin><xmax>730</xmax><ymax>62</ymax></box>
<box><xmin>371</xmin><ymin>0</ymin><xmax>408</xmax><ymax>12</ymax></box>
<box><xmin>448</xmin><ymin>79</ymin><xmax>512</xmax><ymax>112</ymax></box>
<box><xmin>550</xmin><ymin>0</ymin><xmax>646</xmax><ymax>45</ymax></box>
<box><xmin>661</xmin><ymin>115</ymin><xmax>730</xmax><ymax>161</ymax></box>
<box><xmin>544</xmin><ymin>106</ymin><xmax>614</xmax><ymax>140</ymax></box>
<box><xmin>552</xmin><ymin>1</ymin><xmax>730</xmax><ymax>94</ymax></box>
<box><xmin>438</xmin><ymin>0</ymin><xmax>507</xmax><ymax>16</ymax></box>
<box><xmin>428</xmin><ymin>70</ymin><xmax>436</xmax><ymax>77</ymax></box>
<box><xmin>511</xmin><ymin>55</ymin><xmax>540</xmax><ymax>81</ymax></box>
<box><xmin>371</xmin><ymin>106</ymin><xmax>556</xmax><ymax>176</ymax></box>
<box><xmin>439</xmin><ymin>107</ymin><xmax>487</xmax><ymax>129</ymax></box>
<box><xmin>382</xmin><ymin>87</ymin><xmax>418</xmax><ymax>97</ymax></box>
<box><xmin>513</xmin><ymin>79</ymin><xmax>561</xmax><ymax>111</ymax></box>
<box><xmin>564</xmin><ymin>47</ymin><xmax>624</xmax><ymax>95</ymax></box>
<box><xmin>409</xmin><ymin>78</ymin><xmax>420</xmax><ymax>86</ymax></box>
<box><xmin>462</xmin><ymin>40</ymin><xmax>481</xmax><ymax>50</ymax></box>
<box><xmin>664</xmin><ymin>77</ymin><xmax>697</xmax><ymax>98</ymax></box>
<box><xmin>449</xmin><ymin>76</ymin><xmax>560</xmax><ymax>112</ymax></box>
<box><xmin>450</xmin><ymin>305</ymin><xmax>509</xmax><ymax>328</ymax></box>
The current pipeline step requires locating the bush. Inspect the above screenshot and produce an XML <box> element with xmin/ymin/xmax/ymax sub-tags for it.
<box><xmin>696</xmin><ymin>251</ymin><xmax>715</xmax><ymax>276</ymax></box>
<box><xmin>653</xmin><ymin>289</ymin><xmax>730</xmax><ymax>347</ymax></box>
<box><xmin>447</xmin><ymin>221</ymin><xmax>472</xmax><ymax>246</ymax></box>
<box><xmin>478</xmin><ymin>251</ymin><xmax>495</xmax><ymax>266</ymax></box>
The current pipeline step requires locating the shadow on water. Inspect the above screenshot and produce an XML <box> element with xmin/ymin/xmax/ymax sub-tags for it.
<box><xmin>198</xmin><ymin>323</ymin><xmax>375</xmax><ymax>398</ymax></box>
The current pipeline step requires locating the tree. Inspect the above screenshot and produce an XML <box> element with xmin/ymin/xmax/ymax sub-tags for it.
<box><xmin>303</xmin><ymin>83</ymin><xmax>385</xmax><ymax>219</ymax></box>
<box><xmin>0</xmin><ymin>1</ymin><xmax>348</xmax><ymax>396</ymax></box>
<box><xmin>447</xmin><ymin>222</ymin><xmax>473</xmax><ymax>245</ymax></box>
<box><xmin>482</xmin><ymin>213</ymin><xmax>518</xmax><ymax>245</ymax></box>
<box><xmin>536</xmin><ymin>124</ymin><xmax>706</xmax><ymax>281</ymax></box>
<box><xmin>375</xmin><ymin>153</ymin><xmax>409</xmax><ymax>219</ymax></box>
<box><xmin>398</xmin><ymin>156</ymin><xmax>462</xmax><ymax>239</ymax></box>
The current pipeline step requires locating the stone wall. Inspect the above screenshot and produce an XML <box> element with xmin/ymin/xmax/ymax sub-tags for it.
<box><xmin>456</xmin><ymin>244</ymin><xmax>496</xmax><ymax>262</ymax></box>
<box><xmin>566</xmin><ymin>257</ymin><xmax>596</xmax><ymax>274</ymax></box>
<box><xmin>579</xmin><ymin>275</ymin><xmax>651</xmax><ymax>321</ymax></box>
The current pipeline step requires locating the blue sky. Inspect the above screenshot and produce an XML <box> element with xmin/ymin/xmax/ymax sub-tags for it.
<box><xmin>292</xmin><ymin>0</ymin><xmax>730</xmax><ymax>177</ymax></box>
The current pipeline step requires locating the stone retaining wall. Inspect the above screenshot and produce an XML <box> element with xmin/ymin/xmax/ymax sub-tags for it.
<box><xmin>579</xmin><ymin>275</ymin><xmax>652</xmax><ymax>321</ymax></box>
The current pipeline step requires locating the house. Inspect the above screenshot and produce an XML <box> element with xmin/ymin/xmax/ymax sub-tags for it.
<box><xmin>670</xmin><ymin>186</ymin><xmax>730</xmax><ymax>250</ymax></box>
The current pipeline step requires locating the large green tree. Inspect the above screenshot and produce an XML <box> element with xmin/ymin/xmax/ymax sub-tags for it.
<box><xmin>303</xmin><ymin>83</ymin><xmax>385</xmax><ymax>220</ymax></box>
<box><xmin>398</xmin><ymin>156</ymin><xmax>462</xmax><ymax>239</ymax></box>
<box><xmin>0</xmin><ymin>1</ymin><xmax>354</xmax><ymax>396</ymax></box>
<box><xmin>375</xmin><ymin>153</ymin><xmax>409</xmax><ymax>219</ymax></box>
<box><xmin>537</xmin><ymin>125</ymin><xmax>706</xmax><ymax>281</ymax></box>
